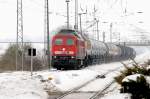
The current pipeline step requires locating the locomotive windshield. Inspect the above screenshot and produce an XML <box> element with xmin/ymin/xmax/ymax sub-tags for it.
<box><xmin>67</xmin><ymin>39</ymin><xmax>74</xmax><ymax>45</ymax></box>
<box><xmin>55</xmin><ymin>38</ymin><xmax>63</xmax><ymax>45</ymax></box>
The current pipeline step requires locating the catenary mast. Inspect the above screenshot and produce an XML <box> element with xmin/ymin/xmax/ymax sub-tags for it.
<box><xmin>75</xmin><ymin>0</ymin><xmax>78</xmax><ymax>31</ymax></box>
<box><xmin>16</xmin><ymin>0</ymin><xmax>24</xmax><ymax>71</ymax></box>
<box><xmin>45</xmin><ymin>0</ymin><xmax>50</xmax><ymax>69</ymax></box>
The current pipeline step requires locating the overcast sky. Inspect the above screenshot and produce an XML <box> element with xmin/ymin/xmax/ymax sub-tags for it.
<box><xmin>0</xmin><ymin>0</ymin><xmax>150</xmax><ymax>42</ymax></box>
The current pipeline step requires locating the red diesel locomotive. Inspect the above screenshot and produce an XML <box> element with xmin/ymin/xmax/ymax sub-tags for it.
<box><xmin>51</xmin><ymin>29</ymin><xmax>86</xmax><ymax>69</ymax></box>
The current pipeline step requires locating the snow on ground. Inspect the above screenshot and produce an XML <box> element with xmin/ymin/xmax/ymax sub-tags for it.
<box><xmin>47</xmin><ymin>69</ymin><xmax>99</xmax><ymax>91</ymax></box>
<box><xmin>122</xmin><ymin>74</ymin><xmax>143</xmax><ymax>82</ymax></box>
<box><xmin>48</xmin><ymin>61</ymin><xmax>130</xmax><ymax>92</ymax></box>
<box><xmin>0</xmin><ymin>63</ymin><xmax>127</xmax><ymax>99</ymax></box>
<box><xmin>0</xmin><ymin>70</ymin><xmax>99</xmax><ymax>99</ymax></box>
<box><xmin>85</xmin><ymin>62</ymin><xmax>125</xmax><ymax>74</ymax></box>
<box><xmin>0</xmin><ymin>71</ymin><xmax>49</xmax><ymax>99</ymax></box>
<box><xmin>101</xmin><ymin>93</ymin><xmax>131</xmax><ymax>99</ymax></box>
<box><xmin>78</xmin><ymin>75</ymin><xmax>114</xmax><ymax>91</ymax></box>
<box><xmin>0</xmin><ymin>46</ymin><xmax>150</xmax><ymax>99</ymax></box>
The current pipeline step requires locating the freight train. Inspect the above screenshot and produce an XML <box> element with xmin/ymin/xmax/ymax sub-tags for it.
<box><xmin>51</xmin><ymin>29</ymin><xmax>136</xmax><ymax>70</ymax></box>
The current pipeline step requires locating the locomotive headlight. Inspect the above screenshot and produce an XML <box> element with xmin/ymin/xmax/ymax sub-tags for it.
<box><xmin>62</xmin><ymin>48</ymin><xmax>65</xmax><ymax>51</ymax></box>
<box><xmin>71</xmin><ymin>56</ymin><xmax>75</xmax><ymax>58</ymax></box>
<box><xmin>69</xmin><ymin>51</ymin><xmax>74</xmax><ymax>54</ymax></box>
<box><xmin>54</xmin><ymin>56</ymin><xmax>57</xmax><ymax>58</ymax></box>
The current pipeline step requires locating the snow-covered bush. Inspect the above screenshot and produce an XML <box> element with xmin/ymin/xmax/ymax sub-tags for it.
<box><xmin>115</xmin><ymin>60</ymin><xmax>150</xmax><ymax>84</ymax></box>
<box><xmin>114</xmin><ymin>66</ymin><xmax>149</xmax><ymax>84</ymax></box>
<box><xmin>115</xmin><ymin>60</ymin><xmax>150</xmax><ymax>99</ymax></box>
<box><xmin>121</xmin><ymin>74</ymin><xmax>150</xmax><ymax>99</ymax></box>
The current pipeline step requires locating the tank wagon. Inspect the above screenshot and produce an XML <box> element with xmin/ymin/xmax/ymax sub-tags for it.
<box><xmin>51</xmin><ymin>29</ymin><xmax>136</xmax><ymax>70</ymax></box>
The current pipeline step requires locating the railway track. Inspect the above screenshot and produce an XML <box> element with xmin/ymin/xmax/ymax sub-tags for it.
<box><xmin>49</xmin><ymin>60</ymin><xmax>134</xmax><ymax>99</ymax></box>
<box><xmin>52</xmin><ymin>67</ymin><xmax>120</xmax><ymax>99</ymax></box>
<box><xmin>89</xmin><ymin>80</ymin><xmax>115</xmax><ymax>99</ymax></box>
<box><xmin>55</xmin><ymin>76</ymin><xmax>97</xmax><ymax>99</ymax></box>
<box><xmin>52</xmin><ymin>80</ymin><xmax>115</xmax><ymax>99</ymax></box>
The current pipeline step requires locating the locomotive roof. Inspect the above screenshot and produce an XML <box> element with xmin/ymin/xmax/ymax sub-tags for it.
<box><xmin>58</xmin><ymin>29</ymin><xmax>81</xmax><ymax>38</ymax></box>
<box><xmin>58</xmin><ymin>29</ymin><xmax>76</xmax><ymax>33</ymax></box>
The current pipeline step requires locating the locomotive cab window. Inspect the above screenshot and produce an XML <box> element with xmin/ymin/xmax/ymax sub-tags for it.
<box><xmin>67</xmin><ymin>39</ymin><xmax>74</xmax><ymax>45</ymax></box>
<box><xmin>55</xmin><ymin>39</ymin><xmax>63</xmax><ymax>45</ymax></box>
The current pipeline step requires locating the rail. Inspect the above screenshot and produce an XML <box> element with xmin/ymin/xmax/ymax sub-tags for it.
<box><xmin>89</xmin><ymin>80</ymin><xmax>115</xmax><ymax>99</ymax></box>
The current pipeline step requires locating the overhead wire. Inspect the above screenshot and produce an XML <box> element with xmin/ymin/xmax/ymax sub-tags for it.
<box><xmin>27</xmin><ymin>0</ymin><xmax>150</xmax><ymax>41</ymax></box>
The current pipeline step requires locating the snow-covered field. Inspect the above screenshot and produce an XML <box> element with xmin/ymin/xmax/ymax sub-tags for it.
<box><xmin>0</xmin><ymin>71</ymin><xmax>49</xmax><ymax>99</ymax></box>
<box><xmin>0</xmin><ymin>46</ymin><xmax>150</xmax><ymax>99</ymax></box>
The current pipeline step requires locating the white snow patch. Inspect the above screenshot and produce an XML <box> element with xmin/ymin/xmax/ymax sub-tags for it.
<box><xmin>101</xmin><ymin>93</ymin><xmax>131</xmax><ymax>99</ymax></box>
<box><xmin>0</xmin><ymin>71</ymin><xmax>48</xmax><ymax>99</ymax></box>
<box><xmin>146</xmin><ymin>65</ymin><xmax>150</xmax><ymax>70</ymax></box>
<box><xmin>48</xmin><ymin>70</ymin><xmax>99</xmax><ymax>91</ymax></box>
<box><xmin>145</xmin><ymin>76</ymin><xmax>150</xmax><ymax>85</ymax></box>
<box><xmin>122</xmin><ymin>74</ymin><xmax>143</xmax><ymax>82</ymax></box>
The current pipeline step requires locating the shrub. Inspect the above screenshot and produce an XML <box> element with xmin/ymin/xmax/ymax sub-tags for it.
<box><xmin>115</xmin><ymin>59</ymin><xmax>150</xmax><ymax>99</ymax></box>
<box><xmin>115</xmin><ymin>60</ymin><xmax>150</xmax><ymax>84</ymax></box>
<box><xmin>0</xmin><ymin>43</ymin><xmax>43</xmax><ymax>71</ymax></box>
<box><xmin>120</xmin><ymin>75</ymin><xmax>150</xmax><ymax>99</ymax></box>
